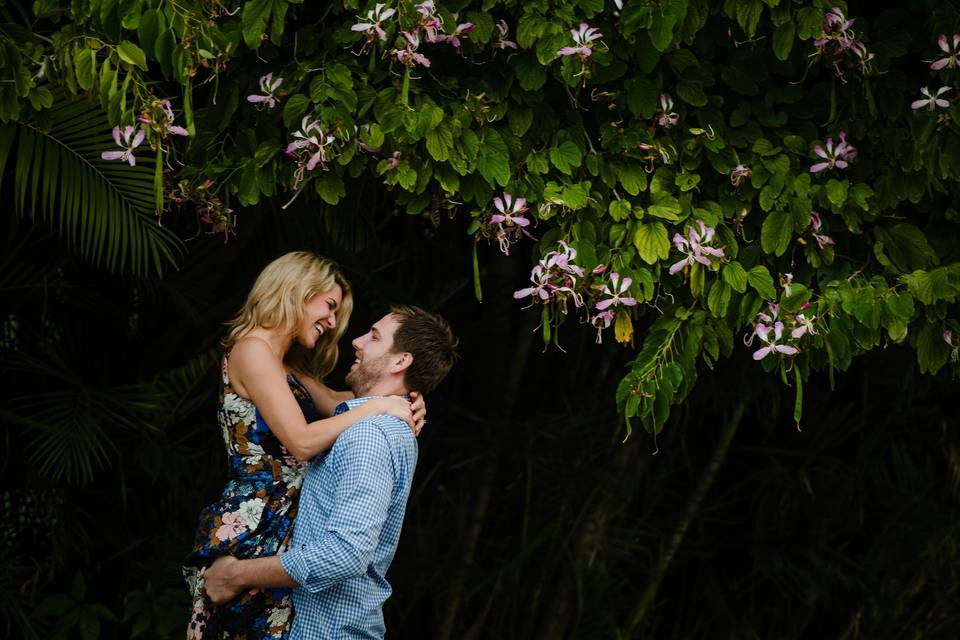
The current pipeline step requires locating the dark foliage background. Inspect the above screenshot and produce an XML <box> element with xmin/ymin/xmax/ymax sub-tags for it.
<box><xmin>2</xmin><ymin>185</ymin><xmax>959</xmax><ymax>639</ymax></box>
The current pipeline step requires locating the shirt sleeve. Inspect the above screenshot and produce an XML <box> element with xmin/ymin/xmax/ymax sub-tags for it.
<box><xmin>280</xmin><ymin>421</ymin><xmax>394</xmax><ymax>593</ymax></box>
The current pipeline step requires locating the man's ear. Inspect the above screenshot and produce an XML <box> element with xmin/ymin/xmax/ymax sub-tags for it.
<box><xmin>390</xmin><ymin>351</ymin><xmax>413</xmax><ymax>373</ymax></box>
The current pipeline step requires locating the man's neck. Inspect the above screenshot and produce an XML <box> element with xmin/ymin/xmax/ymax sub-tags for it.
<box><xmin>353</xmin><ymin>380</ymin><xmax>408</xmax><ymax>399</ymax></box>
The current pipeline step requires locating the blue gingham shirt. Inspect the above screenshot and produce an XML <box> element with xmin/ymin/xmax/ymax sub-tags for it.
<box><xmin>280</xmin><ymin>397</ymin><xmax>418</xmax><ymax>639</ymax></box>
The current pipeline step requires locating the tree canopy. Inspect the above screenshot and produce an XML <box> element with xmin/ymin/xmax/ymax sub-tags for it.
<box><xmin>3</xmin><ymin>0</ymin><xmax>960</xmax><ymax>436</ymax></box>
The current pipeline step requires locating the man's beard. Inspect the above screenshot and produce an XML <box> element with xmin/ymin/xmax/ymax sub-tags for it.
<box><xmin>345</xmin><ymin>354</ymin><xmax>390</xmax><ymax>397</ymax></box>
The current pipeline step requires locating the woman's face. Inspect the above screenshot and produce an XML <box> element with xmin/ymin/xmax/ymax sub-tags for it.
<box><xmin>296</xmin><ymin>283</ymin><xmax>343</xmax><ymax>349</ymax></box>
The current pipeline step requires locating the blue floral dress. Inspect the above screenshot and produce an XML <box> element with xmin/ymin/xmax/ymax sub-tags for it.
<box><xmin>183</xmin><ymin>355</ymin><xmax>321</xmax><ymax>639</ymax></box>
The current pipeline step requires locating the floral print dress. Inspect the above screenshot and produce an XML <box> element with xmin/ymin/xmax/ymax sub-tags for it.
<box><xmin>183</xmin><ymin>356</ymin><xmax>322</xmax><ymax>639</ymax></box>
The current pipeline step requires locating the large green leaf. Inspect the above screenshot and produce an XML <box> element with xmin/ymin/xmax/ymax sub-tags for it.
<box><xmin>1</xmin><ymin>94</ymin><xmax>182</xmax><ymax>277</ymax></box>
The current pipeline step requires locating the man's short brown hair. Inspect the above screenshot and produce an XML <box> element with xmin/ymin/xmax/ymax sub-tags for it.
<box><xmin>389</xmin><ymin>305</ymin><xmax>458</xmax><ymax>393</ymax></box>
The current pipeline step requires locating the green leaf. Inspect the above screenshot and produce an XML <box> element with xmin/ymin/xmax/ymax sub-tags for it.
<box><xmin>707</xmin><ymin>280</ymin><xmax>732</xmax><ymax>317</ymax></box>
<box><xmin>633</xmin><ymin>221</ymin><xmax>671</xmax><ymax>264</ymax></box>
<box><xmin>795</xmin><ymin>6</ymin><xmax>823</xmax><ymax>40</ymax></box>
<box><xmin>315</xmin><ymin>173</ymin><xmax>345</xmax><ymax>205</ymax></box>
<box><xmin>760</xmin><ymin>210</ymin><xmax>793</xmax><ymax>255</ymax></box>
<box><xmin>624</xmin><ymin>77</ymin><xmax>658</xmax><ymax>118</ymax></box>
<box><xmin>747</xmin><ymin>265</ymin><xmax>776</xmax><ymax>300</ymax></box>
<box><xmin>477</xmin><ymin>129</ymin><xmax>510</xmax><ymax>187</ymax></box>
<box><xmin>826</xmin><ymin>178</ymin><xmax>848</xmax><ymax>207</ymax></box>
<box><xmin>616</xmin><ymin>161</ymin><xmax>646</xmax><ymax>195</ymax></box>
<box><xmin>752</xmin><ymin>138</ymin><xmax>781</xmax><ymax>156</ymax></box>
<box><xmin>425</xmin><ymin>122</ymin><xmax>454</xmax><ymax>162</ymax></box>
<box><xmin>609</xmin><ymin>199</ymin><xmax>631</xmax><ymax>221</ymax></box>
<box><xmin>282</xmin><ymin>94</ymin><xmax>309</xmax><ymax>129</ymax></box>
<box><xmin>242</xmin><ymin>0</ymin><xmax>281</xmax><ymax>49</ymax></box>
<box><xmin>119</xmin><ymin>0</ymin><xmax>142</xmax><ymax>29</ymax></box>
<box><xmin>75</xmin><ymin>48</ymin><xmax>97</xmax><ymax>90</ymax></box>
<box><xmin>549</xmin><ymin>141</ymin><xmax>583</xmax><ymax>175</ymax></box>
<box><xmin>137</xmin><ymin>10</ymin><xmax>161</xmax><ymax>59</ymax></box>
<box><xmin>676</xmin><ymin>80</ymin><xmax>707</xmax><ymax>106</ymax></box>
<box><xmin>648</xmin><ymin>192</ymin><xmax>683</xmax><ymax>221</ymax></box>
<box><xmin>736</xmin><ymin>0</ymin><xmax>763</xmax><ymax>37</ymax></box>
<box><xmin>772</xmin><ymin>20</ymin><xmax>795</xmax><ymax>60</ymax></box>
<box><xmin>916</xmin><ymin>322</ymin><xmax>951</xmax><ymax>374</ymax></box>
<box><xmin>516</xmin><ymin>13</ymin><xmax>546</xmax><ymax>49</ymax></box>
<box><xmin>882</xmin><ymin>224</ymin><xmax>937</xmax><ymax>272</ymax></box>
<box><xmin>117</xmin><ymin>40</ymin><xmax>148</xmax><ymax>70</ymax></box>
<box><xmin>722</xmin><ymin>262</ymin><xmax>748</xmax><ymax>293</ymax></box>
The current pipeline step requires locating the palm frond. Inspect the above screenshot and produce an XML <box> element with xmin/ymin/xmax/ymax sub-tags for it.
<box><xmin>0</xmin><ymin>92</ymin><xmax>183</xmax><ymax>277</ymax></box>
<box><xmin>150</xmin><ymin>348</ymin><xmax>218</xmax><ymax>424</ymax></box>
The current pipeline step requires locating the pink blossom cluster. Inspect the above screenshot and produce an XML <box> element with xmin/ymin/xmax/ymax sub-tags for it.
<box><xmin>810</xmin><ymin>131</ymin><xmax>856</xmax><ymax>173</ymax></box>
<box><xmin>485</xmin><ymin>192</ymin><xmax>534</xmax><ymax>255</ymax></box>
<box><xmin>513</xmin><ymin>241</ymin><xmax>586</xmax><ymax>310</ymax></box>
<box><xmin>812</xmin><ymin>7</ymin><xmax>874</xmax><ymax>79</ymax></box>
<box><xmin>378</xmin><ymin>1</ymin><xmax>508</xmax><ymax>68</ymax></box>
<box><xmin>745</xmin><ymin>302</ymin><xmax>817</xmax><ymax>361</ymax></box>
<box><xmin>668</xmin><ymin>220</ymin><xmax>725</xmax><ymax>275</ymax></box>
<box><xmin>170</xmin><ymin>179</ymin><xmax>235</xmax><ymax>243</ymax></box>
<box><xmin>138</xmin><ymin>99</ymin><xmax>189</xmax><ymax>138</ymax></box>
<box><xmin>285</xmin><ymin>116</ymin><xmax>337</xmax><ymax>188</ymax></box>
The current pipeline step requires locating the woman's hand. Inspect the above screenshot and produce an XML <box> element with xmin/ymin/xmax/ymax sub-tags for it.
<box><xmin>370</xmin><ymin>396</ymin><xmax>415</xmax><ymax>430</ymax></box>
<box><xmin>410</xmin><ymin>391</ymin><xmax>427</xmax><ymax>437</ymax></box>
<box><xmin>204</xmin><ymin>556</ymin><xmax>243</xmax><ymax>605</ymax></box>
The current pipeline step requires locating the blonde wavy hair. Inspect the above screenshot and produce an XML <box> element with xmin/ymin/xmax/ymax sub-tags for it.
<box><xmin>224</xmin><ymin>252</ymin><xmax>353</xmax><ymax>380</ymax></box>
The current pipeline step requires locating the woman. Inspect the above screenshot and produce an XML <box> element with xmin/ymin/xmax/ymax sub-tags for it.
<box><xmin>183</xmin><ymin>252</ymin><xmax>424</xmax><ymax>639</ymax></box>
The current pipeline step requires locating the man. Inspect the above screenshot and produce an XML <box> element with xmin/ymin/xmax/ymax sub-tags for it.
<box><xmin>204</xmin><ymin>305</ymin><xmax>457</xmax><ymax>638</ymax></box>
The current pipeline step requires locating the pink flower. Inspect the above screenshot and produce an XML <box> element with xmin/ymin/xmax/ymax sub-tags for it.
<box><xmin>931</xmin><ymin>34</ymin><xmax>960</xmax><ymax>70</ymax></box>
<box><xmin>668</xmin><ymin>221</ymin><xmax>725</xmax><ymax>275</ymax></box>
<box><xmin>656</xmin><ymin>94</ymin><xmax>679</xmax><ymax>129</ymax></box>
<box><xmin>591</xmin><ymin>309</ymin><xmax>615</xmax><ymax>343</ymax></box>
<box><xmin>448</xmin><ymin>21</ymin><xmax>475</xmax><ymax>48</ymax></box>
<box><xmin>351</xmin><ymin>3</ymin><xmax>396</xmax><ymax>43</ymax></box>
<box><xmin>495</xmin><ymin>20</ymin><xmax>518</xmax><ymax>50</ymax></box>
<box><xmin>730</xmin><ymin>164</ymin><xmax>752</xmax><ymax>187</ymax></box>
<box><xmin>392</xmin><ymin>31</ymin><xmax>431</xmax><ymax>68</ymax></box>
<box><xmin>753</xmin><ymin>321</ymin><xmax>799</xmax><ymax>360</ymax></box>
<box><xmin>911</xmin><ymin>86</ymin><xmax>951</xmax><ymax>111</ymax></box>
<box><xmin>101</xmin><ymin>125</ymin><xmax>145</xmax><ymax>166</ymax></box>
<box><xmin>214</xmin><ymin>511</ymin><xmax>247</xmax><ymax>541</ymax></box>
<box><xmin>810</xmin><ymin>133</ymin><xmax>855</xmax><ymax>173</ymax></box>
<box><xmin>490</xmin><ymin>192</ymin><xmax>530</xmax><ymax>227</ymax></box>
<box><xmin>595</xmin><ymin>272</ymin><xmax>637</xmax><ymax>310</ymax></box>
<box><xmin>557</xmin><ymin>22</ymin><xmax>602</xmax><ymax>58</ymax></box>
<box><xmin>809</xmin><ymin>210</ymin><xmax>835</xmax><ymax>249</ymax></box>
<box><xmin>246</xmin><ymin>73</ymin><xmax>283</xmax><ymax>108</ymax></box>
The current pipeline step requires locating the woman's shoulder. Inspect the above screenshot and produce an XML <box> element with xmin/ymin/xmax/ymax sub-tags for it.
<box><xmin>230</xmin><ymin>335</ymin><xmax>276</xmax><ymax>360</ymax></box>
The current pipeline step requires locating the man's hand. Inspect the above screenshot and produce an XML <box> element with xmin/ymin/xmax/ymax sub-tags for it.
<box><xmin>204</xmin><ymin>555</ymin><xmax>244</xmax><ymax>605</ymax></box>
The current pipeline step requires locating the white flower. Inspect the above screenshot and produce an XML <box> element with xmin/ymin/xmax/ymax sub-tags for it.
<box><xmin>237</xmin><ymin>497</ymin><xmax>266</xmax><ymax>530</ymax></box>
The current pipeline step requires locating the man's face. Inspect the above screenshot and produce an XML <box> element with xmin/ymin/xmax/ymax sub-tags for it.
<box><xmin>345</xmin><ymin>313</ymin><xmax>402</xmax><ymax>396</ymax></box>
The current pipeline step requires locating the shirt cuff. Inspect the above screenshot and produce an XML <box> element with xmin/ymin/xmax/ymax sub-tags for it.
<box><xmin>279</xmin><ymin>546</ymin><xmax>308</xmax><ymax>588</ymax></box>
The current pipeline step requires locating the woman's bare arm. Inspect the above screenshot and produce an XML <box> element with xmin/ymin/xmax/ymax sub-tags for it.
<box><xmin>228</xmin><ymin>338</ymin><xmax>413</xmax><ymax>461</ymax></box>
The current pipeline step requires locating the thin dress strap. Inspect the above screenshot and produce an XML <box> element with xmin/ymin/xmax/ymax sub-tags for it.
<box><xmin>221</xmin><ymin>351</ymin><xmax>231</xmax><ymax>385</ymax></box>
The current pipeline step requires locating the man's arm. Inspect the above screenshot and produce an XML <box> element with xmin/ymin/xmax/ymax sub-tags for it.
<box><xmin>280</xmin><ymin>421</ymin><xmax>396</xmax><ymax>594</ymax></box>
<box><xmin>203</xmin><ymin>555</ymin><xmax>298</xmax><ymax>604</ymax></box>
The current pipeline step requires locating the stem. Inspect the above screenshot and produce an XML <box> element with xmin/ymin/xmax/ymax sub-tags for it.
<box><xmin>622</xmin><ymin>398</ymin><xmax>747</xmax><ymax>636</ymax></box>
<box><xmin>401</xmin><ymin>66</ymin><xmax>410</xmax><ymax>106</ymax></box>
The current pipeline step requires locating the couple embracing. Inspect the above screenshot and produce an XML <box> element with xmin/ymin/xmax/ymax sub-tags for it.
<box><xmin>182</xmin><ymin>252</ymin><xmax>458</xmax><ymax>639</ymax></box>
